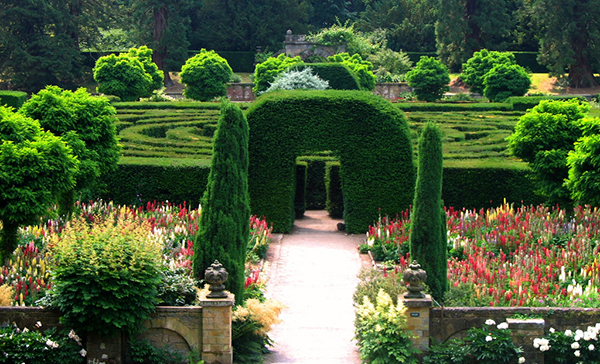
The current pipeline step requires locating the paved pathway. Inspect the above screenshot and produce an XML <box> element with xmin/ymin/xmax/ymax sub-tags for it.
<box><xmin>263</xmin><ymin>210</ymin><xmax>365</xmax><ymax>364</ymax></box>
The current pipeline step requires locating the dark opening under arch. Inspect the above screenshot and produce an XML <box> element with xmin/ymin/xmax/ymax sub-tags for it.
<box><xmin>246</xmin><ymin>90</ymin><xmax>415</xmax><ymax>234</ymax></box>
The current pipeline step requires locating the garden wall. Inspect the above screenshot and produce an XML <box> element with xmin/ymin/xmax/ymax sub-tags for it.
<box><xmin>0</xmin><ymin>295</ymin><xmax>234</xmax><ymax>364</ymax></box>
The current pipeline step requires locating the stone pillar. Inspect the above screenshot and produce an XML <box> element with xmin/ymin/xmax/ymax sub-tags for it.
<box><xmin>402</xmin><ymin>295</ymin><xmax>432</xmax><ymax>351</ymax></box>
<box><xmin>507</xmin><ymin>318</ymin><xmax>545</xmax><ymax>364</ymax></box>
<box><xmin>86</xmin><ymin>331</ymin><xmax>122</xmax><ymax>364</ymax></box>
<box><xmin>199</xmin><ymin>294</ymin><xmax>235</xmax><ymax>364</ymax></box>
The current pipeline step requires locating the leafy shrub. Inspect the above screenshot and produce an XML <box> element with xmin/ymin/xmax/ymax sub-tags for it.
<box><xmin>264</xmin><ymin>67</ymin><xmax>329</xmax><ymax>93</ymax></box>
<box><xmin>424</xmin><ymin>320</ymin><xmax>524</xmax><ymax>364</ymax></box>
<box><xmin>304</xmin><ymin>54</ymin><xmax>327</xmax><ymax>63</ymax></box>
<box><xmin>327</xmin><ymin>52</ymin><xmax>376</xmax><ymax>90</ymax></box>
<box><xmin>406</xmin><ymin>56</ymin><xmax>450</xmax><ymax>102</ymax></box>
<box><xmin>532</xmin><ymin>325</ymin><xmax>600</xmax><ymax>363</ymax></box>
<box><xmin>353</xmin><ymin>267</ymin><xmax>406</xmax><ymax>306</ymax></box>
<box><xmin>483</xmin><ymin>63</ymin><xmax>531</xmax><ymax>102</ymax></box>
<box><xmin>94</xmin><ymin>46</ymin><xmax>164</xmax><ymax>101</ymax></box>
<box><xmin>180</xmin><ymin>49</ymin><xmax>233</xmax><ymax>101</ymax></box>
<box><xmin>461</xmin><ymin>50</ymin><xmax>516</xmax><ymax>94</ymax></box>
<box><xmin>355</xmin><ymin>289</ymin><xmax>419</xmax><ymax>364</ymax></box>
<box><xmin>368</xmin><ymin>48</ymin><xmax>413</xmax><ymax>82</ymax></box>
<box><xmin>49</xmin><ymin>215</ymin><xmax>162</xmax><ymax>336</ymax></box>
<box><xmin>230</xmin><ymin>73</ymin><xmax>243</xmax><ymax>83</ymax></box>
<box><xmin>156</xmin><ymin>267</ymin><xmax>197</xmax><ymax>306</ymax></box>
<box><xmin>0</xmin><ymin>324</ymin><xmax>85</xmax><ymax>364</ymax></box>
<box><xmin>252</xmin><ymin>54</ymin><xmax>304</xmax><ymax>94</ymax></box>
<box><xmin>129</xmin><ymin>337</ymin><xmax>191</xmax><ymax>364</ymax></box>
<box><xmin>566</xmin><ymin>116</ymin><xmax>600</xmax><ymax>206</ymax></box>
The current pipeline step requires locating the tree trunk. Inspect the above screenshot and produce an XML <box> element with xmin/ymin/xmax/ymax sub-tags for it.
<box><xmin>153</xmin><ymin>7</ymin><xmax>173</xmax><ymax>87</ymax></box>
<box><xmin>569</xmin><ymin>38</ymin><xmax>599</xmax><ymax>88</ymax></box>
<box><xmin>465</xmin><ymin>0</ymin><xmax>482</xmax><ymax>56</ymax></box>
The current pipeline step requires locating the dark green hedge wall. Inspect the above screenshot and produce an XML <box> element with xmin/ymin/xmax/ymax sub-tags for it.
<box><xmin>246</xmin><ymin>90</ymin><xmax>415</xmax><ymax>233</ymax></box>
<box><xmin>0</xmin><ymin>91</ymin><xmax>27</xmax><ymax>109</ymax></box>
<box><xmin>507</xmin><ymin>95</ymin><xmax>588</xmax><ymax>111</ymax></box>
<box><xmin>442</xmin><ymin>167</ymin><xmax>543</xmax><ymax>209</ymax></box>
<box><xmin>98</xmin><ymin>163</ymin><xmax>210</xmax><ymax>206</ymax></box>
<box><xmin>295</xmin><ymin>63</ymin><xmax>361</xmax><ymax>90</ymax></box>
<box><xmin>326</xmin><ymin>163</ymin><xmax>344</xmax><ymax>218</ymax></box>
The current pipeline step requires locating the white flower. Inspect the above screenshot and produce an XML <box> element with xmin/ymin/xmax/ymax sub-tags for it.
<box><xmin>589</xmin><ymin>344</ymin><xmax>595</xmax><ymax>351</ymax></box>
<box><xmin>79</xmin><ymin>349</ymin><xmax>87</xmax><ymax>357</ymax></box>
<box><xmin>575</xmin><ymin>350</ymin><xmax>581</xmax><ymax>357</ymax></box>
<box><xmin>497</xmin><ymin>322</ymin><xmax>509</xmax><ymax>330</ymax></box>
<box><xmin>549</xmin><ymin>327</ymin><xmax>555</xmax><ymax>333</ymax></box>
<box><xmin>35</xmin><ymin>321</ymin><xmax>42</xmax><ymax>328</ymax></box>
<box><xmin>485</xmin><ymin>319</ymin><xmax>496</xmax><ymax>326</ymax></box>
<box><xmin>572</xmin><ymin>342</ymin><xmax>580</xmax><ymax>349</ymax></box>
<box><xmin>540</xmin><ymin>345</ymin><xmax>550</xmax><ymax>352</ymax></box>
<box><xmin>486</xmin><ymin>335</ymin><xmax>493</xmax><ymax>342</ymax></box>
<box><xmin>22</xmin><ymin>328</ymin><xmax>29</xmax><ymax>333</ymax></box>
<box><xmin>518</xmin><ymin>357</ymin><xmax>526</xmax><ymax>364</ymax></box>
<box><xmin>565</xmin><ymin>330</ymin><xmax>573</xmax><ymax>337</ymax></box>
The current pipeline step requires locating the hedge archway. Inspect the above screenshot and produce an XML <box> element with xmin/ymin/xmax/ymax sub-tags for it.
<box><xmin>246</xmin><ymin>90</ymin><xmax>415</xmax><ymax>233</ymax></box>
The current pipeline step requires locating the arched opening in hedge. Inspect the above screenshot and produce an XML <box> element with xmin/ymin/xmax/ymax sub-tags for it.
<box><xmin>246</xmin><ymin>90</ymin><xmax>415</xmax><ymax>233</ymax></box>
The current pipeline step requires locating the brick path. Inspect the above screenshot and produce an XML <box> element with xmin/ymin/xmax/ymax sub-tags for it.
<box><xmin>263</xmin><ymin>210</ymin><xmax>365</xmax><ymax>364</ymax></box>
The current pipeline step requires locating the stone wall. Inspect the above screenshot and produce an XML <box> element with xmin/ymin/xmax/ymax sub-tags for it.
<box><xmin>373</xmin><ymin>83</ymin><xmax>412</xmax><ymax>101</ymax></box>
<box><xmin>227</xmin><ymin>83</ymin><xmax>255</xmax><ymax>102</ymax></box>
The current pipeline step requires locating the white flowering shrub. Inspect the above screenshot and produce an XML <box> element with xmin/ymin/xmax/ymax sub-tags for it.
<box><xmin>424</xmin><ymin>319</ymin><xmax>524</xmax><ymax>364</ymax></box>
<box><xmin>534</xmin><ymin>323</ymin><xmax>600</xmax><ymax>363</ymax></box>
<box><xmin>263</xmin><ymin>67</ymin><xmax>329</xmax><ymax>94</ymax></box>
<box><xmin>355</xmin><ymin>289</ymin><xmax>419</xmax><ymax>363</ymax></box>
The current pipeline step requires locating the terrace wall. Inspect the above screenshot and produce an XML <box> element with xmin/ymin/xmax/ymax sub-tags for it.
<box><xmin>0</xmin><ymin>294</ymin><xmax>234</xmax><ymax>364</ymax></box>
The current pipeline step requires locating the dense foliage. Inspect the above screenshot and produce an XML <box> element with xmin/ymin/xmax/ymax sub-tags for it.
<box><xmin>193</xmin><ymin>101</ymin><xmax>250</xmax><ymax>303</ymax></box>
<box><xmin>406</xmin><ymin>56</ymin><xmax>450</xmax><ymax>102</ymax></box>
<box><xmin>483</xmin><ymin>63</ymin><xmax>531</xmax><ymax>102</ymax></box>
<box><xmin>327</xmin><ymin>52</ymin><xmax>376</xmax><ymax>91</ymax></box>
<box><xmin>461</xmin><ymin>50</ymin><xmax>517</xmax><ymax>94</ymax></box>
<box><xmin>264</xmin><ymin>67</ymin><xmax>329</xmax><ymax>93</ymax></box>
<box><xmin>295</xmin><ymin>63</ymin><xmax>361</xmax><ymax>90</ymax></box>
<box><xmin>246</xmin><ymin>90</ymin><xmax>415</xmax><ymax>233</ymax></box>
<box><xmin>180</xmin><ymin>49</ymin><xmax>233</xmax><ymax>101</ymax></box>
<box><xmin>253</xmin><ymin>54</ymin><xmax>304</xmax><ymax>94</ymax></box>
<box><xmin>0</xmin><ymin>107</ymin><xmax>77</xmax><ymax>263</ymax></box>
<box><xmin>0</xmin><ymin>325</ymin><xmax>85</xmax><ymax>364</ymax></box>
<box><xmin>410</xmin><ymin>123</ymin><xmax>448</xmax><ymax>301</ymax></box>
<box><xmin>94</xmin><ymin>46</ymin><xmax>164</xmax><ymax>101</ymax></box>
<box><xmin>566</xmin><ymin>116</ymin><xmax>600</xmax><ymax>207</ymax></box>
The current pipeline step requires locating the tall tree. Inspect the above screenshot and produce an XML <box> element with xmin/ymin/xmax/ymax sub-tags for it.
<box><xmin>193</xmin><ymin>101</ymin><xmax>250</xmax><ymax>303</ymax></box>
<box><xmin>308</xmin><ymin>0</ymin><xmax>354</xmax><ymax>28</ymax></box>
<box><xmin>409</xmin><ymin>123</ymin><xmax>448</xmax><ymax>302</ymax></box>
<box><xmin>435</xmin><ymin>0</ymin><xmax>513</xmax><ymax>71</ymax></box>
<box><xmin>528</xmin><ymin>0</ymin><xmax>600</xmax><ymax>88</ymax></box>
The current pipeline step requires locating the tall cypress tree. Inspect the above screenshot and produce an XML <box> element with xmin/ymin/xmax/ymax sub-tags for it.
<box><xmin>193</xmin><ymin>101</ymin><xmax>250</xmax><ymax>303</ymax></box>
<box><xmin>409</xmin><ymin>123</ymin><xmax>448</xmax><ymax>302</ymax></box>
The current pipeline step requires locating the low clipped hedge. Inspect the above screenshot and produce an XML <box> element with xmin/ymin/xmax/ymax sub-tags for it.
<box><xmin>246</xmin><ymin>90</ymin><xmax>415</xmax><ymax>233</ymax></box>
<box><xmin>397</xmin><ymin>102</ymin><xmax>513</xmax><ymax>112</ymax></box>
<box><xmin>295</xmin><ymin>163</ymin><xmax>307</xmax><ymax>218</ymax></box>
<box><xmin>295</xmin><ymin>63</ymin><xmax>361</xmax><ymax>90</ymax></box>
<box><xmin>98</xmin><ymin>160</ymin><xmax>210</xmax><ymax>205</ymax></box>
<box><xmin>507</xmin><ymin>95</ymin><xmax>588</xmax><ymax>111</ymax></box>
<box><xmin>0</xmin><ymin>91</ymin><xmax>27</xmax><ymax>109</ymax></box>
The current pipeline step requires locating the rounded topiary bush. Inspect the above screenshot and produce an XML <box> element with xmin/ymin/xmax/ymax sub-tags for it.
<box><xmin>461</xmin><ymin>49</ymin><xmax>516</xmax><ymax>94</ymax></box>
<box><xmin>49</xmin><ymin>216</ymin><xmax>162</xmax><ymax>336</ymax></box>
<box><xmin>180</xmin><ymin>49</ymin><xmax>233</xmax><ymax>101</ymax></box>
<box><xmin>406</xmin><ymin>56</ymin><xmax>450</xmax><ymax>102</ymax></box>
<box><xmin>483</xmin><ymin>63</ymin><xmax>531</xmax><ymax>102</ymax></box>
<box><xmin>253</xmin><ymin>54</ymin><xmax>304</xmax><ymax>94</ymax></box>
<box><xmin>264</xmin><ymin>67</ymin><xmax>329</xmax><ymax>93</ymax></box>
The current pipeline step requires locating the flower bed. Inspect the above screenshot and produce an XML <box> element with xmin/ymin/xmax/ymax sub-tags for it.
<box><xmin>366</xmin><ymin>202</ymin><xmax>600</xmax><ymax>307</ymax></box>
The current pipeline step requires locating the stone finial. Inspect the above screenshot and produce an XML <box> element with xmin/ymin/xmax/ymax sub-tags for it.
<box><xmin>403</xmin><ymin>260</ymin><xmax>427</xmax><ymax>299</ymax></box>
<box><xmin>205</xmin><ymin>260</ymin><xmax>229</xmax><ymax>299</ymax></box>
<box><xmin>286</xmin><ymin>29</ymin><xmax>292</xmax><ymax>35</ymax></box>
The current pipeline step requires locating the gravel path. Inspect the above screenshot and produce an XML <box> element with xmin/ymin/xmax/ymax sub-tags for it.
<box><xmin>263</xmin><ymin>210</ymin><xmax>365</xmax><ymax>364</ymax></box>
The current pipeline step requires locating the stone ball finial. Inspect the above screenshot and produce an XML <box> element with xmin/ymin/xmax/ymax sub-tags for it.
<box><xmin>286</xmin><ymin>29</ymin><xmax>293</xmax><ymax>35</ymax></box>
<box><xmin>403</xmin><ymin>260</ymin><xmax>427</xmax><ymax>299</ymax></box>
<box><xmin>204</xmin><ymin>260</ymin><xmax>229</xmax><ymax>299</ymax></box>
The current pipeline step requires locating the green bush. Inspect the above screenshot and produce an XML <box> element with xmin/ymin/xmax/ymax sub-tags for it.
<box><xmin>406</xmin><ymin>56</ymin><xmax>450</xmax><ymax>102</ymax></box>
<box><xmin>326</xmin><ymin>163</ymin><xmax>344</xmax><ymax>218</ymax></box>
<box><xmin>566</xmin><ymin>117</ymin><xmax>600</xmax><ymax>207</ymax></box>
<box><xmin>298</xmin><ymin>157</ymin><xmax>331</xmax><ymax>210</ymax></box>
<box><xmin>353</xmin><ymin>267</ymin><xmax>406</xmax><ymax>307</ymax></box>
<box><xmin>129</xmin><ymin>337</ymin><xmax>190</xmax><ymax>364</ymax></box>
<box><xmin>295</xmin><ymin>63</ymin><xmax>361</xmax><ymax>90</ymax></box>
<box><xmin>507</xmin><ymin>95</ymin><xmax>586</xmax><ymax>111</ymax></box>
<box><xmin>94</xmin><ymin>46</ymin><xmax>164</xmax><ymax>101</ymax></box>
<box><xmin>355</xmin><ymin>289</ymin><xmax>419</xmax><ymax>364</ymax></box>
<box><xmin>49</xmin><ymin>215</ymin><xmax>162</xmax><ymax>336</ymax></box>
<box><xmin>157</xmin><ymin>267</ymin><xmax>197</xmax><ymax>306</ymax></box>
<box><xmin>327</xmin><ymin>52</ymin><xmax>376</xmax><ymax>91</ymax></box>
<box><xmin>252</xmin><ymin>54</ymin><xmax>304</xmax><ymax>94</ymax></box>
<box><xmin>264</xmin><ymin>67</ymin><xmax>329</xmax><ymax>93</ymax></box>
<box><xmin>0</xmin><ymin>325</ymin><xmax>84</xmax><ymax>364</ymax></box>
<box><xmin>0</xmin><ymin>91</ymin><xmax>27</xmax><ymax>109</ymax></box>
<box><xmin>396</xmin><ymin>102</ymin><xmax>513</xmax><ymax>112</ymax></box>
<box><xmin>180</xmin><ymin>49</ymin><xmax>233</xmax><ymax>101</ymax></box>
<box><xmin>461</xmin><ymin>50</ymin><xmax>516</xmax><ymax>94</ymax></box>
<box><xmin>295</xmin><ymin>163</ymin><xmax>307</xmax><ymax>218</ymax></box>
<box><xmin>483</xmin><ymin>63</ymin><xmax>531</xmax><ymax>102</ymax></box>
<box><xmin>368</xmin><ymin>48</ymin><xmax>413</xmax><ymax>82</ymax></box>
<box><xmin>246</xmin><ymin>90</ymin><xmax>415</xmax><ymax>233</ymax></box>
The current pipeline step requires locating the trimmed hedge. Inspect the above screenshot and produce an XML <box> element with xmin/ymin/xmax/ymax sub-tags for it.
<box><xmin>246</xmin><ymin>90</ymin><xmax>415</xmax><ymax>233</ymax></box>
<box><xmin>326</xmin><ymin>163</ymin><xmax>343</xmax><ymax>218</ymax></box>
<box><xmin>295</xmin><ymin>63</ymin><xmax>361</xmax><ymax>90</ymax></box>
<box><xmin>97</xmin><ymin>162</ymin><xmax>210</xmax><ymax>205</ymax></box>
<box><xmin>511</xmin><ymin>52</ymin><xmax>549</xmax><ymax>73</ymax></box>
<box><xmin>297</xmin><ymin>156</ymin><xmax>338</xmax><ymax>209</ymax></box>
<box><xmin>442</xmin><ymin>166</ymin><xmax>543</xmax><ymax>209</ymax></box>
<box><xmin>507</xmin><ymin>95</ymin><xmax>587</xmax><ymax>111</ymax></box>
<box><xmin>114</xmin><ymin>101</ymin><xmax>240</xmax><ymax>110</ymax></box>
<box><xmin>0</xmin><ymin>91</ymin><xmax>27</xmax><ymax>109</ymax></box>
<box><xmin>397</xmin><ymin>102</ymin><xmax>513</xmax><ymax>112</ymax></box>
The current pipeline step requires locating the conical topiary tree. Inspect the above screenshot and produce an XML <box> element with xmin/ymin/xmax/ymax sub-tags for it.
<box><xmin>193</xmin><ymin>100</ymin><xmax>250</xmax><ymax>303</ymax></box>
<box><xmin>409</xmin><ymin>122</ymin><xmax>448</xmax><ymax>302</ymax></box>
